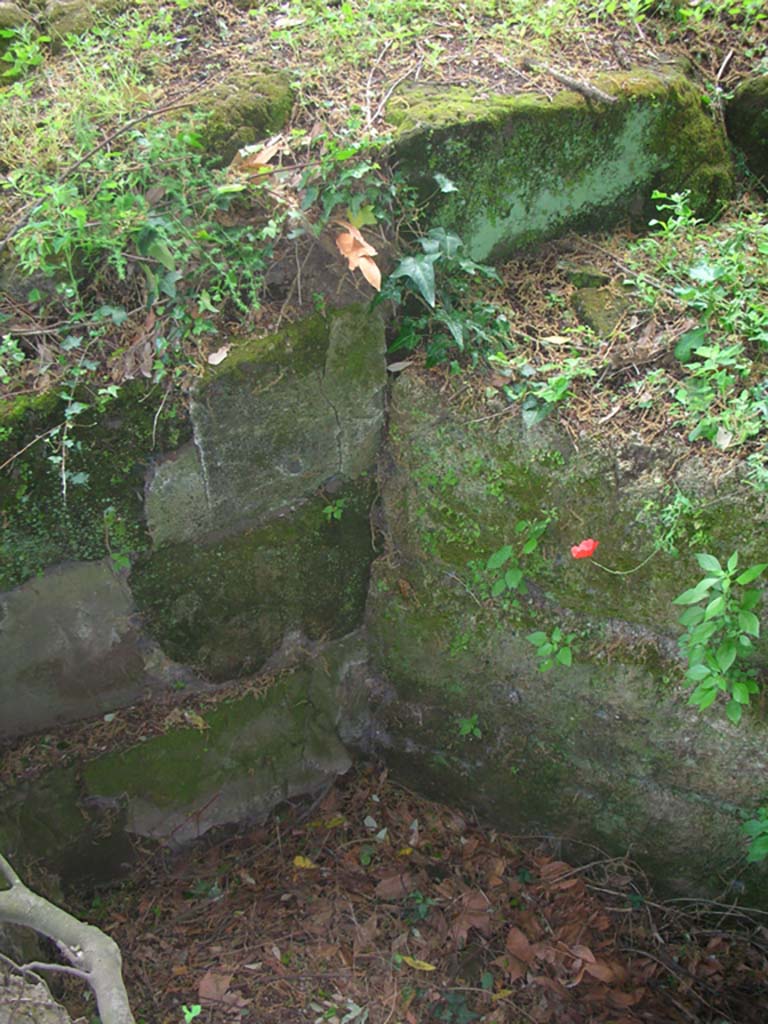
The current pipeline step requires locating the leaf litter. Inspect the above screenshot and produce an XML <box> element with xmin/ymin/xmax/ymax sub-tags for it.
<box><xmin>64</xmin><ymin>763</ymin><xmax>767</xmax><ymax>1024</ymax></box>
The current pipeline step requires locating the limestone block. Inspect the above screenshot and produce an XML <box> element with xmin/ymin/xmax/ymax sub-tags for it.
<box><xmin>0</xmin><ymin>559</ymin><xmax>148</xmax><ymax>738</ymax></box>
<box><xmin>388</xmin><ymin>66</ymin><xmax>734</xmax><ymax>262</ymax></box>
<box><xmin>366</xmin><ymin>372</ymin><xmax>768</xmax><ymax>903</ymax></box>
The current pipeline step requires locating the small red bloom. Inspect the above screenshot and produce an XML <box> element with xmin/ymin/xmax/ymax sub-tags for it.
<box><xmin>571</xmin><ymin>538</ymin><xmax>599</xmax><ymax>559</ymax></box>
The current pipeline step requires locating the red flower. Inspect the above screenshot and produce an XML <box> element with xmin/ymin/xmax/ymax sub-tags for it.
<box><xmin>571</xmin><ymin>538</ymin><xmax>599</xmax><ymax>559</ymax></box>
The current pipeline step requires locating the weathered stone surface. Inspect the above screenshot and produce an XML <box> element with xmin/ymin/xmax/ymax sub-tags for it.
<box><xmin>133</xmin><ymin>480</ymin><xmax>375</xmax><ymax>679</ymax></box>
<box><xmin>145</xmin><ymin>306</ymin><xmax>386</xmax><ymax>546</ymax></box>
<box><xmin>84</xmin><ymin>642</ymin><xmax>360</xmax><ymax>844</ymax></box>
<box><xmin>0</xmin><ymin>971</ymin><xmax>74</xmax><ymax>1024</ymax></box>
<box><xmin>388</xmin><ymin>66</ymin><xmax>733</xmax><ymax>262</ymax></box>
<box><xmin>197</xmin><ymin>71</ymin><xmax>293</xmax><ymax>165</ymax></box>
<box><xmin>726</xmin><ymin>74</ymin><xmax>768</xmax><ymax>184</ymax></box>
<box><xmin>571</xmin><ymin>285</ymin><xmax>630</xmax><ymax>337</ymax></box>
<box><xmin>0</xmin><ymin>2</ymin><xmax>29</xmax><ymax>31</ymax></box>
<box><xmin>0</xmin><ymin>560</ymin><xmax>149</xmax><ymax>738</ymax></box>
<box><xmin>0</xmin><ymin>639</ymin><xmax>364</xmax><ymax>878</ymax></box>
<box><xmin>367</xmin><ymin>372</ymin><xmax>768</xmax><ymax>902</ymax></box>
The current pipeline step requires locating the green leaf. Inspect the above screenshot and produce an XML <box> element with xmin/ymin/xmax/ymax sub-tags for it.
<box><xmin>746</xmin><ymin>835</ymin><xmax>768</xmax><ymax>863</ymax></box>
<box><xmin>504</xmin><ymin>567</ymin><xmax>523</xmax><ymax>589</ymax></box>
<box><xmin>690</xmin><ymin>684</ymin><xmax>718</xmax><ymax>709</ymax></box>
<box><xmin>695</xmin><ymin>553</ymin><xmax>722</xmax><ymax>573</ymax></box>
<box><xmin>487</xmin><ymin>546</ymin><xmax>513</xmax><ymax>570</ymax></box>
<box><xmin>715</xmin><ymin>642</ymin><xmax>736</xmax><ymax>673</ymax></box>
<box><xmin>388</xmin><ymin>255</ymin><xmax>438</xmax><ymax>308</ymax></box>
<box><xmin>521</xmin><ymin>537</ymin><xmax>538</xmax><ymax>555</ymax></box>
<box><xmin>674</xmin><ymin>579</ymin><xmax>716</xmax><ymax>605</ymax></box>
<box><xmin>736</xmin><ymin>563</ymin><xmax>767</xmax><ymax>585</ymax></box>
<box><xmin>527</xmin><ymin>632</ymin><xmax>547</xmax><ymax>647</ymax></box>
<box><xmin>674</xmin><ymin>326</ymin><xmax>707</xmax><ymax>364</ymax></box>
<box><xmin>727</xmin><ymin>551</ymin><xmax>739</xmax><ymax>573</ymax></box>
<box><xmin>556</xmin><ymin>647</ymin><xmax>572</xmax><ymax>666</ymax></box>
<box><xmin>686</xmin><ymin>663</ymin><xmax>712</xmax><ymax>681</ymax></box>
<box><xmin>726</xmin><ymin>700</ymin><xmax>742</xmax><ymax>725</ymax></box>
<box><xmin>491</xmin><ymin>578</ymin><xmax>506</xmax><ymax>598</ymax></box>
<box><xmin>703</xmin><ymin>594</ymin><xmax>726</xmax><ymax>620</ymax></box>
<box><xmin>732</xmin><ymin>682</ymin><xmax>752</xmax><ymax>705</ymax></box>
<box><xmin>738</xmin><ymin>610</ymin><xmax>760</xmax><ymax>637</ymax></box>
<box><xmin>678</xmin><ymin>606</ymin><xmax>704</xmax><ymax>627</ymax></box>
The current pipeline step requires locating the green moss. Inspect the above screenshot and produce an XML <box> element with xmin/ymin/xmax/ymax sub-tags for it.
<box><xmin>388</xmin><ymin>68</ymin><xmax>732</xmax><ymax>262</ymax></box>
<box><xmin>199</xmin><ymin>71</ymin><xmax>294</xmax><ymax>166</ymax></box>
<box><xmin>726</xmin><ymin>74</ymin><xmax>768</xmax><ymax>183</ymax></box>
<box><xmin>84</xmin><ymin>674</ymin><xmax>316</xmax><ymax>807</ymax></box>
<box><xmin>0</xmin><ymin>383</ymin><xmax>190</xmax><ymax>591</ymax></box>
<box><xmin>131</xmin><ymin>478</ymin><xmax>375</xmax><ymax>678</ymax></box>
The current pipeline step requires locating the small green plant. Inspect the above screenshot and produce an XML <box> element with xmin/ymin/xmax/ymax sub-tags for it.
<box><xmin>322</xmin><ymin>497</ymin><xmax>348</xmax><ymax>522</ymax></box>
<box><xmin>485</xmin><ymin>517</ymin><xmax>551</xmax><ymax>598</ymax></box>
<box><xmin>527</xmin><ymin>627</ymin><xmax>576</xmax><ymax>671</ymax></box>
<box><xmin>182</xmin><ymin>1006</ymin><xmax>201</xmax><ymax>1023</ymax></box>
<box><xmin>380</xmin><ymin>217</ymin><xmax>508</xmax><ymax>368</ymax></box>
<box><xmin>456</xmin><ymin>713</ymin><xmax>481</xmax><ymax>739</ymax></box>
<box><xmin>403</xmin><ymin>889</ymin><xmax>437</xmax><ymax>925</ymax></box>
<box><xmin>742</xmin><ymin>807</ymin><xmax>768</xmax><ymax>863</ymax></box>
<box><xmin>0</xmin><ymin>25</ymin><xmax>49</xmax><ymax>81</ymax></box>
<box><xmin>674</xmin><ymin>552</ymin><xmax>767</xmax><ymax>724</ymax></box>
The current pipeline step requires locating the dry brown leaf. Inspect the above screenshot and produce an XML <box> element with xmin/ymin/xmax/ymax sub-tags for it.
<box><xmin>451</xmin><ymin>890</ymin><xmax>492</xmax><ymax>946</ymax></box>
<box><xmin>506</xmin><ymin>926</ymin><xmax>535</xmax><ymax>963</ymax></box>
<box><xmin>334</xmin><ymin>220</ymin><xmax>381</xmax><ymax>291</ymax></box>
<box><xmin>571</xmin><ymin>944</ymin><xmax>596</xmax><ymax>963</ymax></box>
<box><xmin>198</xmin><ymin>970</ymin><xmax>233</xmax><ymax>1004</ymax></box>
<box><xmin>354</xmin><ymin>913</ymin><xmax>379</xmax><ymax>953</ymax></box>
<box><xmin>207</xmin><ymin>344</ymin><xmax>230</xmax><ymax>366</ymax></box>
<box><xmin>375</xmin><ymin>872</ymin><xmax>415</xmax><ymax>899</ymax></box>
<box><xmin>584</xmin><ymin>959</ymin><xmax>614</xmax><ymax>983</ymax></box>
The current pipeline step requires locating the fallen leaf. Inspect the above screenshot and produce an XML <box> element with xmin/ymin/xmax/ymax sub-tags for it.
<box><xmin>207</xmin><ymin>345</ymin><xmax>230</xmax><ymax>366</ymax></box>
<box><xmin>198</xmin><ymin>970</ymin><xmax>232</xmax><ymax>1004</ymax></box>
<box><xmin>387</xmin><ymin>360</ymin><xmax>413</xmax><ymax>373</ymax></box>
<box><xmin>293</xmin><ymin>855</ymin><xmax>317</xmax><ymax>870</ymax></box>
<box><xmin>401</xmin><ymin>955</ymin><xmax>436</xmax><ymax>971</ymax></box>
<box><xmin>451</xmin><ymin>890</ymin><xmax>492</xmax><ymax>946</ymax></box>
<box><xmin>506</xmin><ymin>927</ymin><xmax>535</xmax><ymax>963</ymax></box>
<box><xmin>584</xmin><ymin>959</ymin><xmax>614</xmax><ymax>983</ymax></box>
<box><xmin>571</xmin><ymin>944</ymin><xmax>596</xmax><ymax>963</ymax></box>
<box><xmin>375</xmin><ymin>872</ymin><xmax>415</xmax><ymax>899</ymax></box>
<box><xmin>334</xmin><ymin>220</ymin><xmax>381</xmax><ymax>291</ymax></box>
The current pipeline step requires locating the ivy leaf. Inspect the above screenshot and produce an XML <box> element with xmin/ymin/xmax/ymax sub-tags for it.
<box><xmin>388</xmin><ymin>254</ymin><xmax>438</xmax><ymax>307</ymax></box>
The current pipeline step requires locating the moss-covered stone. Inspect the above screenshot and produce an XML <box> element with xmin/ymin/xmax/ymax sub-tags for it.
<box><xmin>367</xmin><ymin>372</ymin><xmax>768</xmax><ymax>903</ymax></box>
<box><xmin>387</xmin><ymin>66</ymin><xmax>733</xmax><ymax>262</ymax></box>
<box><xmin>571</xmin><ymin>285</ymin><xmax>631</xmax><ymax>337</ymax></box>
<box><xmin>82</xmin><ymin>649</ymin><xmax>356</xmax><ymax>845</ymax></box>
<box><xmin>726</xmin><ymin>74</ymin><xmax>768</xmax><ymax>184</ymax></box>
<box><xmin>0</xmin><ymin>382</ymin><xmax>189</xmax><ymax>591</ymax></box>
<box><xmin>132</xmin><ymin>479</ymin><xmax>375</xmax><ymax>679</ymax></box>
<box><xmin>198</xmin><ymin>71</ymin><xmax>294</xmax><ymax>166</ymax></box>
<box><xmin>145</xmin><ymin>306</ymin><xmax>386</xmax><ymax>545</ymax></box>
<box><xmin>45</xmin><ymin>0</ymin><xmax>127</xmax><ymax>51</ymax></box>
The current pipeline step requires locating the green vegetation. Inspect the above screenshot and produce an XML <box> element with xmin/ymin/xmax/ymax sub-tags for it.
<box><xmin>673</xmin><ymin>551</ymin><xmax>766</xmax><ymax>724</ymax></box>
